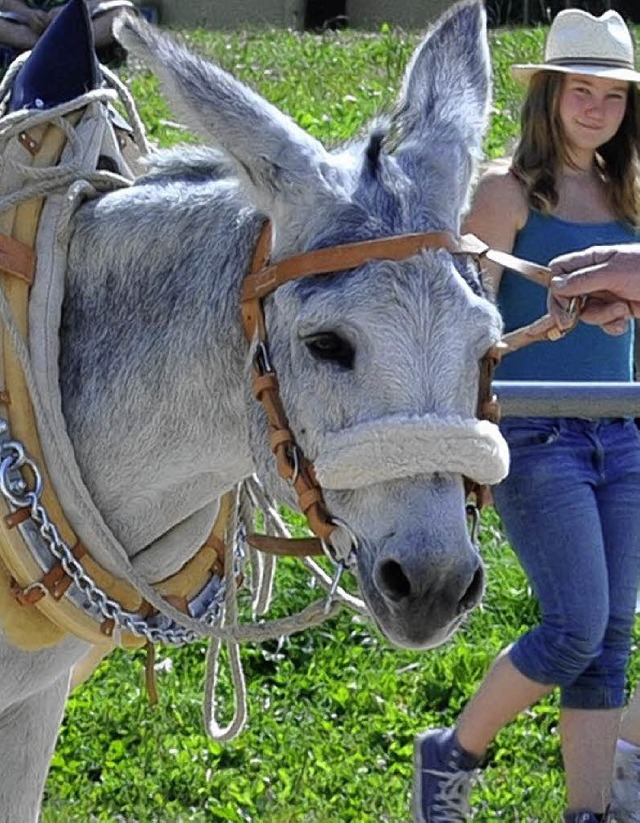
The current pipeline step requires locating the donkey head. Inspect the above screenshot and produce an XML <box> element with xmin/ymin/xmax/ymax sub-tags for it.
<box><xmin>116</xmin><ymin>1</ymin><xmax>507</xmax><ymax>650</ymax></box>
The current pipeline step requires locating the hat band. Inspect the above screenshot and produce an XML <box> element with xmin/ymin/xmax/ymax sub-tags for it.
<box><xmin>547</xmin><ymin>56</ymin><xmax>635</xmax><ymax>71</ymax></box>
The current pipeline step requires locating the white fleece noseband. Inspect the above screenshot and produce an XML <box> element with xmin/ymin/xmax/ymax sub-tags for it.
<box><xmin>314</xmin><ymin>413</ymin><xmax>509</xmax><ymax>490</ymax></box>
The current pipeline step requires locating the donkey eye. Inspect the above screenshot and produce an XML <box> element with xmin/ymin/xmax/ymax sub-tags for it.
<box><xmin>303</xmin><ymin>332</ymin><xmax>355</xmax><ymax>370</ymax></box>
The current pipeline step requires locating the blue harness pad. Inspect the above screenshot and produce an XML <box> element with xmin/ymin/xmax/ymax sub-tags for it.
<box><xmin>8</xmin><ymin>0</ymin><xmax>99</xmax><ymax>112</ymax></box>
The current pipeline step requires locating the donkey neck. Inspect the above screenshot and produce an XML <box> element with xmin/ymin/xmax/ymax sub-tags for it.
<box><xmin>58</xmin><ymin>177</ymin><xmax>258</xmax><ymax>562</ymax></box>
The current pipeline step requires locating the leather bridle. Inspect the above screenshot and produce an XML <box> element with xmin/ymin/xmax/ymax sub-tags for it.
<box><xmin>240</xmin><ymin>222</ymin><xmax>579</xmax><ymax>558</ymax></box>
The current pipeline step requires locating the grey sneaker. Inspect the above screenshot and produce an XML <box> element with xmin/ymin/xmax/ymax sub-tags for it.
<box><xmin>412</xmin><ymin>728</ymin><xmax>480</xmax><ymax>822</ymax></box>
<box><xmin>611</xmin><ymin>742</ymin><xmax>640</xmax><ymax>823</ymax></box>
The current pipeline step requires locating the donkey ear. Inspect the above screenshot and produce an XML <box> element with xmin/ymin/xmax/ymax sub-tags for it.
<box><xmin>392</xmin><ymin>0</ymin><xmax>491</xmax><ymax>225</ymax></box>
<box><xmin>114</xmin><ymin>16</ymin><xmax>331</xmax><ymax>213</ymax></box>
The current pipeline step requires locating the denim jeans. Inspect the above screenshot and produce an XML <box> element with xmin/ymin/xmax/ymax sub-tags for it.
<box><xmin>492</xmin><ymin>416</ymin><xmax>640</xmax><ymax>709</ymax></box>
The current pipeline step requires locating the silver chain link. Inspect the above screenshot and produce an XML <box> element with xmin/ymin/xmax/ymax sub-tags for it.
<box><xmin>0</xmin><ymin>426</ymin><xmax>230</xmax><ymax>646</ymax></box>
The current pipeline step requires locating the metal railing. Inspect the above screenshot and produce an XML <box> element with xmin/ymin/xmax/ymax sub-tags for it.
<box><xmin>494</xmin><ymin>381</ymin><xmax>640</xmax><ymax>418</ymax></box>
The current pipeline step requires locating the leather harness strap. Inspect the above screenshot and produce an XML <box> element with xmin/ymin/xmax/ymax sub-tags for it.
<box><xmin>240</xmin><ymin>222</ymin><xmax>582</xmax><ymax>557</ymax></box>
<box><xmin>248</xmin><ymin>533</ymin><xmax>324</xmax><ymax>557</ymax></box>
<box><xmin>242</xmin><ymin>230</ymin><xmax>460</xmax><ymax>300</ymax></box>
<box><xmin>0</xmin><ymin>232</ymin><xmax>35</xmax><ymax>284</ymax></box>
<box><xmin>458</xmin><ymin>233</ymin><xmax>553</xmax><ymax>288</ymax></box>
<box><xmin>242</xmin><ymin>227</ymin><xmax>576</xmax><ymax>349</ymax></box>
<box><xmin>0</xmin><ymin>115</ymin><xmax>241</xmax><ymax>650</ymax></box>
<box><xmin>461</xmin><ymin>234</ymin><xmax>582</xmax><ymax>352</ymax></box>
<box><xmin>243</xmin><ymin>224</ymin><xmax>334</xmax><ymax>558</ymax></box>
<box><xmin>0</xmin><ymin>132</ymin><xmax>585</xmax><ymax>649</ymax></box>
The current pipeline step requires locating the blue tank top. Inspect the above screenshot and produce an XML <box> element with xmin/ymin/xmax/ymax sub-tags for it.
<box><xmin>496</xmin><ymin>211</ymin><xmax>638</xmax><ymax>382</ymax></box>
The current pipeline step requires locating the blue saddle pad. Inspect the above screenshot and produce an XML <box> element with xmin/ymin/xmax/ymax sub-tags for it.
<box><xmin>8</xmin><ymin>0</ymin><xmax>100</xmax><ymax>112</ymax></box>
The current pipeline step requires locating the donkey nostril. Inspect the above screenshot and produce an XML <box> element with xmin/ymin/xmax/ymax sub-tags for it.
<box><xmin>378</xmin><ymin>559</ymin><xmax>411</xmax><ymax>602</ymax></box>
<box><xmin>458</xmin><ymin>566</ymin><xmax>484</xmax><ymax>613</ymax></box>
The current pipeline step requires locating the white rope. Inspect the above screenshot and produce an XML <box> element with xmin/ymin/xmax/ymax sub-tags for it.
<box><xmin>254</xmin><ymin>550</ymin><xmax>276</xmax><ymax>617</ymax></box>
<box><xmin>99</xmin><ymin>64</ymin><xmax>149</xmax><ymax>153</ymax></box>
<box><xmin>0</xmin><ymin>51</ymin><xmax>30</xmax><ymax>107</ymax></box>
<box><xmin>0</xmin><ymin>81</ymin><xmax>369</xmax><ymax>742</ymax></box>
<box><xmin>0</xmin><ymin>93</ymin><xmax>134</xmax><ymax>221</ymax></box>
<box><xmin>202</xmin><ymin>485</ymin><xmax>248</xmax><ymax>742</ymax></box>
<box><xmin>202</xmin><ymin>634</ymin><xmax>247</xmax><ymax>743</ymax></box>
<box><xmin>241</xmin><ymin>482</ymin><xmax>275</xmax><ymax>618</ymax></box>
<box><xmin>246</xmin><ymin>476</ymin><xmax>367</xmax><ymax>614</ymax></box>
<box><xmin>0</xmin><ymin>86</ymin><xmax>119</xmax><ymax>132</ymax></box>
<box><xmin>0</xmin><ymin>54</ymin><xmax>149</xmax><ymax>156</ymax></box>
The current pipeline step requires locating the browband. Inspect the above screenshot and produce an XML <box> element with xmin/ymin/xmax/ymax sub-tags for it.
<box><xmin>240</xmin><ymin>227</ymin><xmax>554</xmax><ymax>342</ymax></box>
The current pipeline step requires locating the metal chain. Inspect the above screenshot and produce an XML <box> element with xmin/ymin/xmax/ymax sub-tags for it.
<box><xmin>0</xmin><ymin>424</ymin><xmax>364</xmax><ymax>648</ymax></box>
<box><xmin>0</xmin><ymin>430</ymin><xmax>227</xmax><ymax>646</ymax></box>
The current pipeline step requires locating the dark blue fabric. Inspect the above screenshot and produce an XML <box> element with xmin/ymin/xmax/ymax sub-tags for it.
<box><xmin>494</xmin><ymin>416</ymin><xmax>640</xmax><ymax>709</ymax></box>
<box><xmin>496</xmin><ymin>211</ymin><xmax>638</xmax><ymax>382</ymax></box>
<box><xmin>0</xmin><ymin>46</ymin><xmax>20</xmax><ymax>71</ymax></box>
<box><xmin>8</xmin><ymin>0</ymin><xmax>100</xmax><ymax>112</ymax></box>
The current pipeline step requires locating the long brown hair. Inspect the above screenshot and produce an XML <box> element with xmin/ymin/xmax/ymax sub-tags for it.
<box><xmin>511</xmin><ymin>71</ymin><xmax>640</xmax><ymax>228</ymax></box>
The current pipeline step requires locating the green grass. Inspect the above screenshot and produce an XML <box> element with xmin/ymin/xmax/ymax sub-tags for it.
<box><xmin>40</xmin><ymin>22</ymin><xmax>640</xmax><ymax>823</ymax></box>
<box><xmin>44</xmin><ymin>516</ymin><xmax>571</xmax><ymax>823</ymax></box>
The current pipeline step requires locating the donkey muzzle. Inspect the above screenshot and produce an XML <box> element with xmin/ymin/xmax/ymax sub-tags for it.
<box><xmin>314</xmin><ymin>412</ymin><xmax>509</xmax><ymax>490</ymax></box>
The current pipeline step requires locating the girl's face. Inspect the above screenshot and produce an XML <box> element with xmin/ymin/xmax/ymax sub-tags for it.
<box><xmin>558</xmin><ymin>73</ymin><xmax>629</xmax><ymax>158</ymax></box>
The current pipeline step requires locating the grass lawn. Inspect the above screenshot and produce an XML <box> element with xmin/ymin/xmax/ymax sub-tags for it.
<box><xmin>40</xmin><ymin>20</ymin><xmax>640</xmax><ymax>823</ymax></box>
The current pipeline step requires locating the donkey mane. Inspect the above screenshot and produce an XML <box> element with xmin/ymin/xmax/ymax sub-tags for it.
<box><xmin>139</xmin><ymin>145</ymin><xmax>237</xmax><ymax>183</ymax></box>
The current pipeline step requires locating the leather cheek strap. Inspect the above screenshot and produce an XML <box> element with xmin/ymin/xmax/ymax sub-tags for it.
<box><xmin>238</xmin><ymin>223</ymin><xmax>576</xmax><ymax>552</ymax></box>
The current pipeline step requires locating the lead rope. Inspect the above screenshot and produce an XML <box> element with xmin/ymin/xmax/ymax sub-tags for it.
<box><xmin>0</xmin><ymin>68</ymin><xmax>582</xmax><ymax>740</ymax></box>
<box><xmin>244</xmin><ymin>482</ymin><xmax>277</xmax><ymax>617</ymax></box>
<box><xmin>202</xmin><ymin>484</ymin><xmax>248</xmax><ymax>742</ymax></box>
<box><xmin>0</xmin><ymin>87</ymin><xmax>364</xmax><ymax>741</ymax></box>
<box><xmin>200</xmin><ymin>476</ymin><xmax>366</xmax><ymax>741</ymax></box>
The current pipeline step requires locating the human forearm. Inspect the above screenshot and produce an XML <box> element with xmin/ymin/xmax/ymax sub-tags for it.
<box><xmin>2</xmin><ymin>0</ymin><xmax>47</xmax><ymax>32</ymax></box>
<box><xmin>91</xmin><ymin>9</ymin><xmax>118</xmax><ymax>48</ymax></box>
<box><xmin>0</xmin><ymin>14</ymin><xmax>38</xmax><ymax>47</ymax></box>
<box><xmin>2</xmin><ymin>0</ymin><xmax>30</xmax><ymax>13</ymax></box>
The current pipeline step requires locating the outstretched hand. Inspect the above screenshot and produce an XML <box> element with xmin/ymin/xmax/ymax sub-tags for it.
<box><xmin>548</xmin><ymin>244</ymin><xmax>640</xmax><ymax>336</ymax></box>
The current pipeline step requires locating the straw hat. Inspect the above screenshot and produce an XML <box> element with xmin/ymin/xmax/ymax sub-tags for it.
<box><xmin>512</xmin><ymin>8</ymin><xmax>640</xmax><ymax>85</ymax></box>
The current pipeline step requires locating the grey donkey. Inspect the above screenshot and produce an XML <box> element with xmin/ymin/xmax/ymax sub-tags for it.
<box><xmin>0</xmin><ymin>1</ymin><xmax>506</xmax><ymax>819</ymax></box>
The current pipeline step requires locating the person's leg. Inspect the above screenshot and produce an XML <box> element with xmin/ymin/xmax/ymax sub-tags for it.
<box><xmin>460</xmin><ymin>419</ymin><xmax>610</xmax><ymax>752</ymax></box>
<box><xmin>414</xmin><ymin>418</ymin><xmax>610</xmax><ymax>822</ymax></box>
<box><xmin>620</xmin><ymin>682</ymin><xmax>640</xmax><ymax>745</ymax></box>
<box><xmin>612</xmin><ymin>734</ymin><xmax>640</xmax><ymax>823</ymax></box>
<box><xmin>456</xmin><ymin>649</ymin><xmax>551</xmax><ymax>756</ymax></box>
<box><xmin>617</xmin><ymin>680</ymin><xmax>640</xmax><ymax>820</ymax></box>
<box><xmin>488</xmin><ymin>419</ymin><xmax>640</xmax><ymax>816</ymax></box>
<box><xmin>0</xmin><ymin>18</ymin><xmax>38</xmax><ymax>52</ymax></box>
<box><xmin>561</xmin><ymin>419</ymin><xmax>640</xmax><ymax>816</ymax></box>
<box><xmin>414</xmin><ymin>649</ymin><xmax>554</xmax><ymax>823</ymax></box>
<box><xmin>560</xmin><ymin>708</ymin><xmax>622</xmax><ymax>813</ymax></box>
